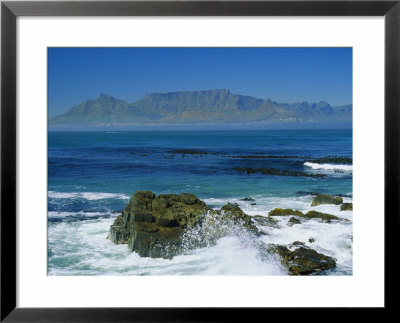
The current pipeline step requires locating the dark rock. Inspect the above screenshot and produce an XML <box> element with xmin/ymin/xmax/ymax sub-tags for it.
<box><xmin>240</xmin><ymin>197</ymin><xmax>255</xmax><ymax>201</ymax></box>
<box><xmin>288</xmin><ymin>217</ymin><xmax>301</xmax><ymax>226</ymax></box>
<box><xmin>109</xmin><ymin>191</ymin><xmax>261</xmax><ymax>259</ymax></box>
<box><xmin>108</xmin><ymin>219</ymin><xmax>130</xmax><ymax>244</ymax></box>
<box><xmin>304</xmin><ymin>210</ymin><xmax>341</xmax><ymax>222</ymax></box>
<box><xmin>269</xmin><ymin>208</ymin><xmax>304</xmax><ymax>217</ymax></box>
<box><xmin>251</xmin><ymin>215</ymin><xmax>280</xmax><ymax>228</ymax></box>
<box><xmin>340</xmin><ymin>202</ymin><xmax>353</xmax><ymax>211</ymax></box>
<box><xmin>272</xmin><ymin>244</ymin><xmax>336</xmax><ymax>275</ymax></box>
<box><xmin>220</xmin><ymin>203</ymin><xmax>261</xmax><ymax>234</ymax></box>
<box><xmin>296</xmin><ymin>191</ymin><xmax>319</xmax><ymax>196</ymax></box>
<box><xmin>308</xmin><ymin>156</ymin><xmax>352</xmax><ymax>164</ymax></box>
<box><xmin>311</xmin><ymin>194</ymin><xmax>343</xmax><ymax>206</ymax></box>
<box><xmin>108</xmin><ymin>191</ymin><xmax>210</xmax><ymax>258</ymax></box>
<box><xmin>267</xmin><ymin>206</ymin><xmax>343</xmax><ymax>223</ymax></box>
<box><xmin>234</xmin><ymin>167</ymin><xmax>325</xmax><ymax>178</ymax></box>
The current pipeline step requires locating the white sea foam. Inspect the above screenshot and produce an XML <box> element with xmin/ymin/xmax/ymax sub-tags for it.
<box><xmin>202</xmin><ymin>194</ymin><xmax>352</xmax><ymax>274</ymax></box>
<box><xmin>304</xmin><ymin>162</ymin><xmax>352</xmax><ymax>172</ymax></box>
<box><xmin>48</xmin><ymin>217</ymin><xmax>285</xmax><ymax>275</ymax></box>
<box><xmin>48</xmin><ymin>194</ymin><xmax>352</xmax><ymax>276</ymax></box>
<box><xmin>48</xmin><ymin>211</ymin><xmax>114</xmax><ymax>219</ymax></box>
<box><xmin>48</xmin><ymin>191</ymin><xmax>130</xmax><ymax>200</ymax></box>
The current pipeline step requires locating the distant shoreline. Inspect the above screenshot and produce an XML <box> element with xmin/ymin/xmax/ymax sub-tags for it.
<box><xmin>48</xmin><ymin>123</ymin><xmax>352</xmax><ymax>132</ymax></box>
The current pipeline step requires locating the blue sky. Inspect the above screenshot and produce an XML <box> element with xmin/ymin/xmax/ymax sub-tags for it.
<box><xmin>48</xmin><ymin>47</ymin><xmax>352</xmax><ymax>117</ymax></box>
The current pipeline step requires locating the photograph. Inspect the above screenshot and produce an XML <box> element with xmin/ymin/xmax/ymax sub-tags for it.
<box><xmin>47</xmin><ymin>47</ymin><xmax>353</xmax><ymax>276</ymax></box>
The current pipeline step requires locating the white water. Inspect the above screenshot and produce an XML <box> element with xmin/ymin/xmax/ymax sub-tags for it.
<box><xmin>48</xmin><ymin>191</ymin><xmax>130</xmax><ymax>200</ymax></box>
<box><xmin>48</xmin><ymin>194</ymin><xmax>352</xmax><ymax>276</ymax></box>
<box><xmin>304</xmin><ymin>162</ymin><xmax>352</xmax><ymax>172</ymax></box>
<box><xmin>48</xmin><ymin>211</ymin><xmax>111</xmax><ymax>219</ymax></box>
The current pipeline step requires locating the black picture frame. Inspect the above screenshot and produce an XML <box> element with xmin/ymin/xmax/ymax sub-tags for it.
<box><xmin>1</xmin><ymin>0</ymin><xmax>398</xmax><ymax>321</ymax></box>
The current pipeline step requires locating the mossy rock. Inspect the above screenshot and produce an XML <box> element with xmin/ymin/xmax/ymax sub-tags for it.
<box><xmin>304</xmin><ymin>210</ymin><xmax>340</xmax><ymax>222</ymax></box>
<box><xmin>109</xmin><ymin>191</ymin><xmax>263</xmax><ymax>259</ymax></box>
<box><xmin>340</xmin><ymin>202</ymin><xmax>353</xmax><ymax>211</ymax></box>
<box><xmin>268</xmin><ymin>208</ymin><xmax>304</xmax><ymax>217</ymax></box>
<box><xmin>288</xmin><ymin>217</ymin><xmax>301</xmax><ymax>226</ymax></box>
<box><xmin>251</xmin><ymin>215</ymin><xmax>279</xmax><ymax>228</ymax></box>
<box><xmin>311</xmin><ymin>194</ymin><xmax>343</xmax><ymax>206</ymax></box>
<box><xmin>273</xmin><ymin>244</ymin><xmax>336</xmax><ymax>275</ymax></box>
<box><xmin>220</xmin><ymin>203</ymin><xmax>250</xmax><ymax>224</ymax></box>
<box><xmin>109</xmin><ymin>191</ymin><xmax>210</xmax><ymax>258</ymax></box>
<box><xmin>220</xmin><ymin>203</ymin><xmax>261</xmax><ymax>235</ymax></box>
<box><xmin>108</xmin><ymin>225</ymin><xmax>130</xmax><ymax>244</ymax></box>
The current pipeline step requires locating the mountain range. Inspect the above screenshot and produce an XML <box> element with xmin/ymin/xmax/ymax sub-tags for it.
<box><xmin>49</xmin><ymin>89</ymin><xmax>352</xmax><ymax>127</ymax></box>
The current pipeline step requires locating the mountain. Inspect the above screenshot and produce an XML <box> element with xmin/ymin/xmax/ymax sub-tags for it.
<box><xmin>49</xmin><ymin>89</ymin><xmax>352</xmax><ymax>126</ymax></box>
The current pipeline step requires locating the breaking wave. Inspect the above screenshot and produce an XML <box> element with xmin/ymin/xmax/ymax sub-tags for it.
<box><xmin>304</xmin><ymin>162</ymin><xmax>352</xmax><ymax>172</ymax></box>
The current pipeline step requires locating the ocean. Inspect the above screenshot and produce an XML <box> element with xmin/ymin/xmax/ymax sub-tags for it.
<box><xmin>48</xmin><ymin>129</ymin><xmax>353</xmax><ymax>275</ymax></box>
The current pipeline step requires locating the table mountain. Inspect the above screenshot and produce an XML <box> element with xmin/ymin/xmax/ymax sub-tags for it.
<box><xmin>49</xmin><ymin>89</ymin><xmax>352</xmax><ymax>126</ymax></box>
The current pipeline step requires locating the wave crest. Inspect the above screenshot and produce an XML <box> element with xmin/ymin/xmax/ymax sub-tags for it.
<box><xmin>304</xmin><ymin>162</ymin><xmax>352</xmax><ymax>172</ymax></box>
<box><xmin>48</xmin><ymin>191</ymin><xmax>130</xmax><ymax>201</ymax></box>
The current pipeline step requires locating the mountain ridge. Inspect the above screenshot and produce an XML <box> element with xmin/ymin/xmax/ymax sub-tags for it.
<box><xmin>49</xmin><ymin>89</ymin><xmax>352</xmax><ymax>126</ymax></box>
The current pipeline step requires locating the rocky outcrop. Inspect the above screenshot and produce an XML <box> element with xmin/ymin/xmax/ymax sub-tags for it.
<box><xmin>268</xmin><ymin>207</ymin><xmax>344</xmax><ymax>223</ymax></box>
<box><xmin>251</xmin><ymin>215</ymin><xmax>280</xmax><ymax>228</ymax></box>
<box><xmin>240</xmin><ymin>197</ymin><xmax>255</xmax><ymax>201</ymax></box>
<box><xmin>108</xmin><ymin>191</ymin><xmax>260</xmax><ymax>259</ymax></box>
<box><xmin>270</xmin><ymin>243</ymin><xmax>336</xmax><ymax>275</ymax></box>
<box><xmin>340</xmin><ymin>202</ymin><xmax>353</xmax><ymax>211</ymax></box>
<box><xmin>303</xmin><ymin>210</ymin><xmax>341</xmax><ymax>222</ymax></box>
<box><xmin>311</xmin><ymin>194</ymin><xmax>343</xmax><ymax>206</ymax></box>
<box><xmin>268</xmin><ymin>208</ymin><xmax>303</xmax><ymax>217</ymax></box>
<box><xmin>288</xmin><ymin>217</ymin><xmax>301</xmax><ymax>226</ymax></box>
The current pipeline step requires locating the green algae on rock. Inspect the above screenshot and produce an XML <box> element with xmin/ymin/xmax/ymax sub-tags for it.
<box><xmin>108</xmin><ymin>191</ymin><xmax>210</xmax><ymax>258</ymax></box>
<box><xmin>268</xmin><ymin>208</ymin><xmax>304</xmax><ymax>217</ymax></box>
<box><xmin>267</xmin><ymin>207</ymin><xmax>344</xmax><ymax>223</ymax></box>
<box><xmin>250</xmin><ymin>215</ymin><xmax>280</xmax><ymax>228</ymax></box>
<box><xmin>340</xmin><ymin>202</ymin><xmax>353</xmax><ymax>211</ymax></box>
<box><xmin>108</xmin><ymin>191</ymin><xmax>261</xmax><ymax>259</ymax></box>
<box><xmin>219</xmin><ymin>203</ymin><xmax>261</xmax><ymax>235</ymax></box>
<box><xmin>304</xmin><ymin>210</ymin><xmax>341</xmax><ymax>222</ymax></box>
<box><xmin>288</xmin><ymin>217</ymin><xmax>301</xmax><ymax>226</ymax></box>
<box><xmin>311</xmin><ymin>194</ymin><xmax>343</xmax><ymax>206</ymax></box>
<box><xmin>271</xmin><ymin>243</ymin><xmax>336</xmax><ymax>275</ymax></box>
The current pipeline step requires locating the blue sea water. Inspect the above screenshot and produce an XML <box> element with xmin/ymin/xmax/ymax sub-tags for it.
<box><xmin>48</xmin><ymin>130</ymin><xmax>353</xmax><ymax>275</ymax></box>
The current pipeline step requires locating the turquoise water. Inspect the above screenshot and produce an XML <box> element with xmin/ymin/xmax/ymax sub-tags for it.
<box><xmin>48</xmin><ymin>130</ymin><xmax>353</xmax><ymax>275</ymax></box>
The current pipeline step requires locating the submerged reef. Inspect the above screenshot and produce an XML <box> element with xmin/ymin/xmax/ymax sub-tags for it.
<box><xmin>306</xmin><ymin>156</ymin><xmax>352</xmax><ymax>164</ymax></box>
<box><xmin>233</xmin><ymin>167</ymin><xmax>325</xmax><ymax>178</ymax></box>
